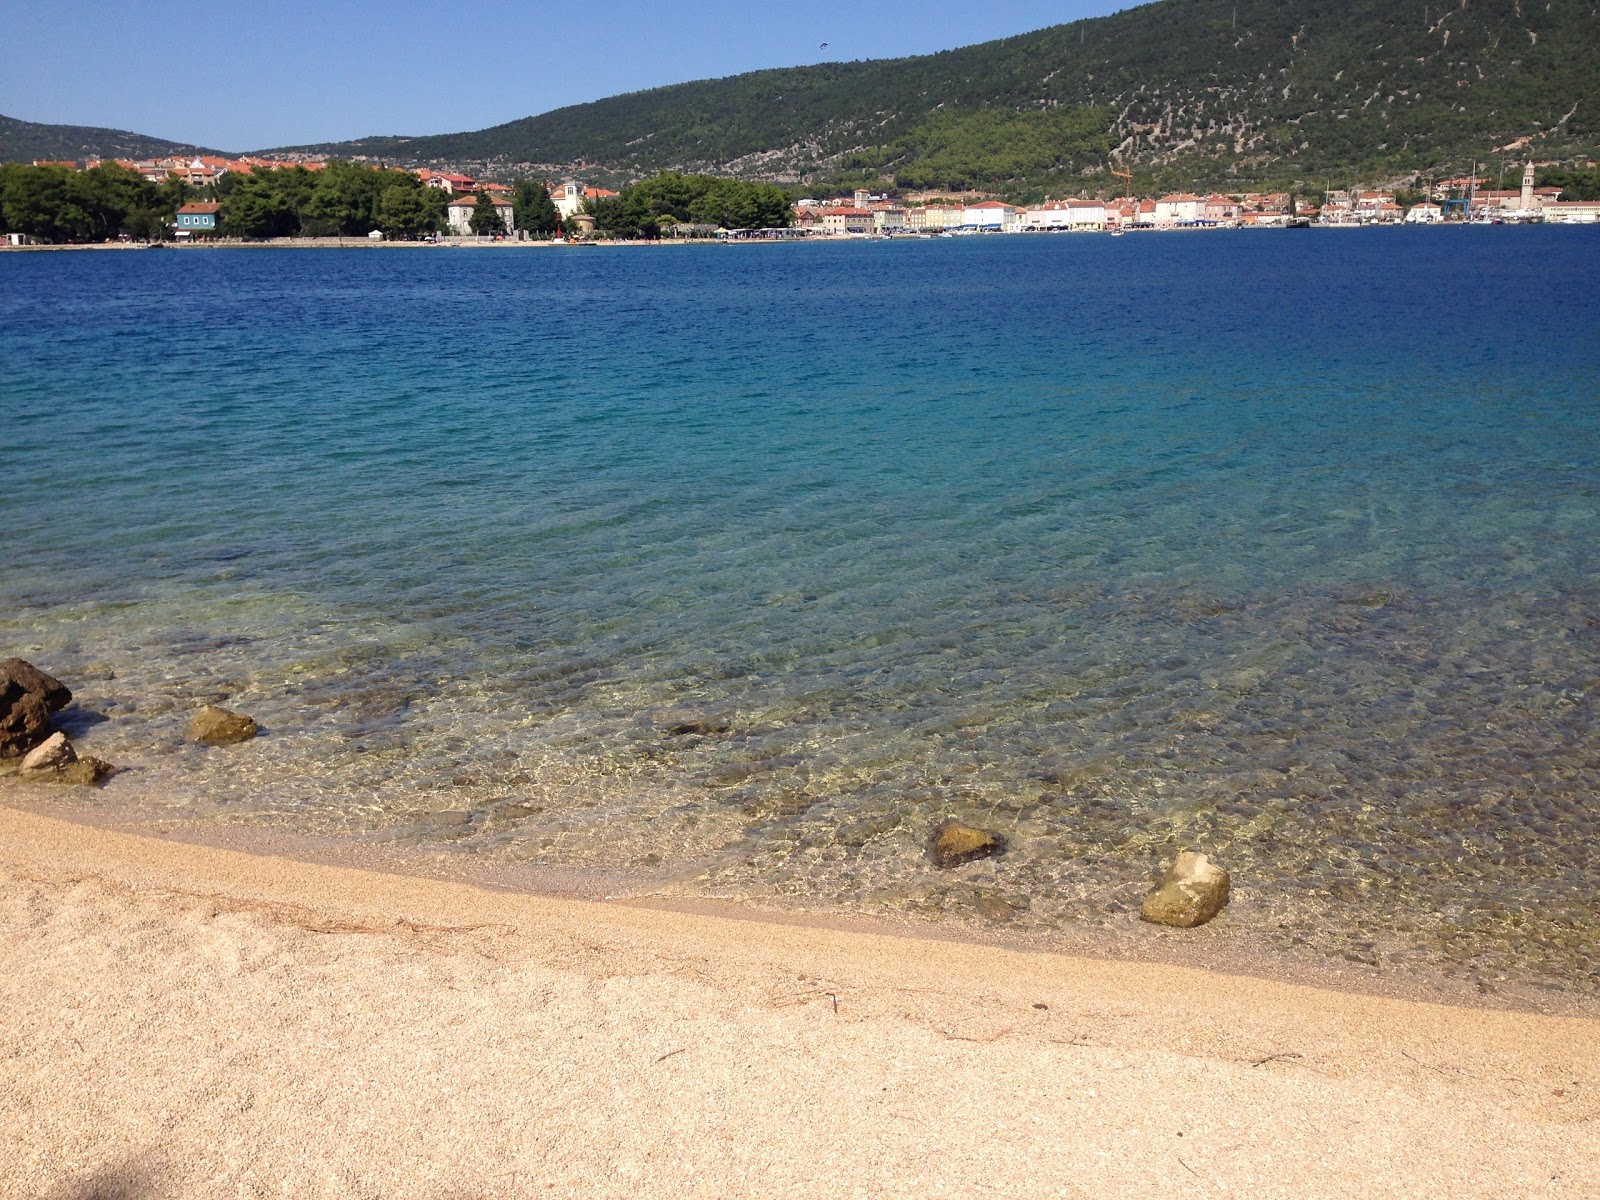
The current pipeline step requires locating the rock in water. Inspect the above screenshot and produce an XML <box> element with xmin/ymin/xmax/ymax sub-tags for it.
<box><xmin>650</xmin><ymin>706</ymin><xmax>730</xmax><ymax>736</ymax></box>
<box><xmin>929</xmin><ymin>821</ymin><xmax>1007</xmax><ymax>868</ymax></box>
<box><xmin>20</xmin><ymin>731</ymin><xmax>76</xmax><ymax>774</ymax></box>
<box><xmin>1140</xmin><ymin>851</ymin><xmax>1231</xmax><ymax>928</ymax></box>
<box><xmin>58</xmin><ymin>757</ymin><xmax>114</xmax><ymax>787</ymax></box>
<box><xmin>186</xmin><ymin>704</ymin><xmax>259</xmax><ymax>746</ymax></box>
<box><xmin>0</xmin><ymin>658</ymin><xmax>73</xmax><ymax>758</ymax></box>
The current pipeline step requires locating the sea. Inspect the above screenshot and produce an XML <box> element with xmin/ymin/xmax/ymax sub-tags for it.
<box><xmin>4</xmin><ymin>229</ymin><xmax>1598</xmax><ymax>998</ymax></box>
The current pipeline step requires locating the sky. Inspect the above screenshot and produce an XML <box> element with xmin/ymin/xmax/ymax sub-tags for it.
<box><xmin>0</xmin><ymin>0</ymin><xmax>1129</xmax><ymax>151</ymax></box>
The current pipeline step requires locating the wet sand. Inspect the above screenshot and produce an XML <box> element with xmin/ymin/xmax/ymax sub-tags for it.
<box><xmin>2</xmin><ymin>801</ymin><xmax>1597</xmax><ymax>1199</ymax></box>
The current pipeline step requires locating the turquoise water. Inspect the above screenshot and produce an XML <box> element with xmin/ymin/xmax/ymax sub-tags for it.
<box><xmin>4</xmin><ymin>231</ymin><xmax>1599</xmax><ymax>991</ymax></box>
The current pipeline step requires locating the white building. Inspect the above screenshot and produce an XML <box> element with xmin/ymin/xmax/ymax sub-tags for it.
<box><xmin>962</xmin><ymin>200</ymin><xmax>1015</xmax><ymax>229</ymax></box>
<box><xmin>1154</xmin><ymin>194</ymin><xmax>1204</xmax><ymax>225</ymax></box>
<box><xmin>445</xmin><ymin>194</ymin><xmax>517</xmax><ymax>236</ymax></box>
<box><xmin>551</xmin><ymin>182</ymin><xmax>585</xmax><ymax>219</ymax></box>
<box><xmin>1404</xmin><ymin>202</ymin><xmax>1443</xmax><ymax>224</ymax></box>
<box><xmin>1021</xmin><ymin>202</ymin><xmax>1074</xmax><ymax>230</ymax></box>
<box><xmin>1064</xmin><ymin>199</ymin><xmax>1105</xmax><ymax>230</ymax></box>
<box><xmin>1543</xmin><ymin>200</ymin><xmax>1600</xmax><ymax>224</ymax></box>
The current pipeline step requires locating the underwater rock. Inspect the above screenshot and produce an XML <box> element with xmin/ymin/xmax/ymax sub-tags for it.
<box><xmin>1140</xmin><ymin>851</ymin><xmax>1231</xmax><ymax>928</ymax></box>
<box><xmin>20</xmin><ymin>731</ymin><xmax>76</xmax><ymax>774</ymax></box>
<box><xmin>929</xmin><ymin>821</ymin><xmax>1007</xmax><ymax>868</ymax></box>
<box><xmin>0</xmin><ymin>658</ymin><xmax>72</xmax><ymax>758</ymax></box>
<box><xmin>651</xmin><ymin>707</ymin><xmax>730</xmax><ymax>736</ymax></box>
<box><xmin>186</xmin><ymin>704</ymin><xmax>259</xmax><ymax>746</ymax></box>
<box><xmin>57</xmin><ymin>756</ymin><xmax>115</xmax><ymax>787</ymax></box>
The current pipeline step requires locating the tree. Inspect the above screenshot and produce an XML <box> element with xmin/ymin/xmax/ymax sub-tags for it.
<box><xmin>513</xmin><ymin>180</ymin><xmax>560</xmax><ymax>236</ymax></box>
<box><xmin>220</xmin><ymin>168</ymin><xmax>300</xmax><ymax>238</ymax></box>
<box><xmin>469</xmin><ymin>192</ymin><xmax>506</xmax><ymax>235</ymax></box>
<box><xmin>0</xmin><ymin>166</ymin><xmax>92</xmax><ymax>242</ymax></box>
<box><xmin>375</xmin><ymin>175</ymin><xmax>442</xmax><ymax>238</ymax></box>
<box><xmin>304</xmin><ymin>160</ymin><xmax>386</xmax><ymax>235</ymax></box>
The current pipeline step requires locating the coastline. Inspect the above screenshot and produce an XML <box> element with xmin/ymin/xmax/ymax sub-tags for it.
<box><xmin>8</xmin><ymin>779</ymin><xmax>1596</xmax><ymax>1021</ymax></box>
<box><xmin>1</xmin><ymin>222</ymin><xmax>1583</xmax><ymax>254</ymax></box>
<box><xmin>4</xmin><ymin>801</ymin><xmax>1598</xmax><ymax>1197</ymax></box>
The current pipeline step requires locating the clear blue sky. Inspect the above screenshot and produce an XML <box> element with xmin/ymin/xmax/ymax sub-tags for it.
<box><xmin>1</xmin><ymin>0</ymin><xmax>1129</xmax><ymax>151</ymax></box>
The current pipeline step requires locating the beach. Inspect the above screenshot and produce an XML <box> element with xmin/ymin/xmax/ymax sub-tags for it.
<box><xmin>3</xmin><ymin>801</ymin><xmax>1596</xmax><ymax>1199</ymax></box>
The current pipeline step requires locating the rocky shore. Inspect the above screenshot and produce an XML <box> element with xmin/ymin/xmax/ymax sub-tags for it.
<box><xmin>3</xmin><ymin>658</ymin><xmax>1238</xmax><ymax>930</ymax></box>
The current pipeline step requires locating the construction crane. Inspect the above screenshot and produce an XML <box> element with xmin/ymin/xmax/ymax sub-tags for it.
<box><xmin>1109</xmin><ymin>163</ymin><xmax>1134</xmax><ymax>198</ymax></box>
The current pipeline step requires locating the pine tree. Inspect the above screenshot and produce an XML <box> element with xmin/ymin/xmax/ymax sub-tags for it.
<box><xmin>469</xmin><ymin>191</ymin><xmax>506</xmax><ymax>235</ymax></box>
<box><xmin>513</xmin><ymin>180</ymin><xmax>560</xmax><ymax>236</ymax></box>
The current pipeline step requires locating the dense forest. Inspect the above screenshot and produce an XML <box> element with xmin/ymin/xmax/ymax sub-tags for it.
<box><xmin>217</xmin><ymin>163</ymin><xmax>448</xmax><ymax>237</ymax></box>
<box><xmin>586</xmin><ymin>173</ymin><xmax>794</xmax><ymax>238</ymax></box>
<box><xmin>253</xmin><ymin>0</ymin><xmax>1600</xmax><ymax>193</ymax></box>
<box><xmin>0</xmin><ymin>162</ymin><xmax>181</xmax><ymax>241</ymax></box>
<box><xmin>0</xmin><ymin>162</ymin><xmax>800</xmax><ymax>242</ymax></box>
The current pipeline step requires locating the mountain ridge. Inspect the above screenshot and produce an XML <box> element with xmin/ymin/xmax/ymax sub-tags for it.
<box><xmin>6</xmin><ymin>0</ymin><xmax>1597</xmax><ymax>193</ymax></box>
<box><xmin>0</xmin><ymin>112</ymin><xmax>224</xmax><ymax>163</ymax></box>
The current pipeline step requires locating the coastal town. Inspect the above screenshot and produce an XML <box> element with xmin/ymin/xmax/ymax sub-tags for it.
<box><xmin>5</xmin><ymin>150</ymin><xmax>1600</xmax><ymax>246</ymax></box>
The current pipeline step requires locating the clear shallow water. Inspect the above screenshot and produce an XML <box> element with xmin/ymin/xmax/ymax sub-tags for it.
<box><xmin>4</xmin><ymin>232</ymin><xmax>1599</xmax><ymax>993</ymax></box>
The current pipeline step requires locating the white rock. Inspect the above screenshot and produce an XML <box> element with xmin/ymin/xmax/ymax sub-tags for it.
<box><xmin>1140</xmin><ymin>851</ymin><xmax>1231</xmax><ymax>928</ymax></box>
<box><xmin>20</xmin><ymin>731</ymin><xmax>76</xmax><ymax>774</ymax></box>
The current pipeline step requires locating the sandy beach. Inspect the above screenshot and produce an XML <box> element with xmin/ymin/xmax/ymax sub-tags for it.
<box><xmin>2</xmin><ymin>803</ymin><xmax>1595</xmax><ymax>1199</ymax></box>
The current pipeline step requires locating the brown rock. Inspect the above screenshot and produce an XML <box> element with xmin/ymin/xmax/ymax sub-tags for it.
<box><xmin>186</xmin><ymin>704</ymin><xmax>259</xmax><ymax>746</ymax></box>
<box><xmin>57</xmin><ymin>757</ymin><xmax>114</xmax><ymax>787</ymax></box>
<box><xmin>0</xmin><ymin>659</ymin><xmax>72</xmax><ymax>758</ymax></box>
<box><xmin>0</xmin><ymin>658</ymin><xmax>72</xmax><ymax>710</ymax></box>
<box><xmin>1</xmin><ymin>692</ymin><xmax>51</xmax><ymax>758</ymax></box>
<box><xmin>20</xmin><ymin>731</ymin><xmax>76</xmax><ymax>775</ymax></box>
<box><xmin>929</xmin><ymin>821</ymin><xmax>1007</xmax><ymax>868</ymax></box>
<box><xmin>1140</xmin><ymin>851</ymin><xmax>1231</xmax><ymax>928</ymax></box>
<box><xmin>651</xmin><ymin>707</ymin><xmax>730</xmax><ymax>736</ymax></box>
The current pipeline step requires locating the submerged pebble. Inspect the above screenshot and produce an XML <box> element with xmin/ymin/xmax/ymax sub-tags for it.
<box><xmin>186</xmin><ymin>705</ymin><xmax>259</xmax><ymax>746</ymax></box>
<box><xmin>929</xmin><ymin>821</ymin><xmax>1007</xmax><ymax>868</ymax></box>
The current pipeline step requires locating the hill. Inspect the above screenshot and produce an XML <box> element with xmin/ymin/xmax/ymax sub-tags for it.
<box><xmin>263</xmin><ymin>0</ymin><xmax>1600</xmax><ymax>193</ymax></box>
<box><xmin>7</xmin><ymin>0</ymin><xmax>1597</xmax><ymax>195</ymax></box>
<box><xmin>0</xmin><ymin>113</ymin><xmax>223</xmax><ymax>164</ymax></box>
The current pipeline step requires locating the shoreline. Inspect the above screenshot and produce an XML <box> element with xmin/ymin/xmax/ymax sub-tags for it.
<box><xmin>3</xmin><ymin>800</ymin><xmax>1597</xmax><ymax>1197</ymax></box>
<box><xmin>7</xmin><ymin>780</ymin><xmax>1595</xmax><ymax>1021</ymax></box>
<box><xmin>1</xmin><ymin>222</ymin><xmax>1586</xmax><ymax>254</ymax></box>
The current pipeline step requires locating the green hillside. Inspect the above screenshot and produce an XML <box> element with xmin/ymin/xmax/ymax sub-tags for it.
<box><xmin>0</xmin><ymin>113</ymin><xmax>222</xmax><ymax>164</ymax></box>
<box><xmin>266</xmin><ymin>0</ymin><xmax>1600</xmax><ymax>192</ymax></box>
<box><xmin>7</xmin><ymin>0</ymin><xmax>1597</xmax><ymax>193</ymax></box>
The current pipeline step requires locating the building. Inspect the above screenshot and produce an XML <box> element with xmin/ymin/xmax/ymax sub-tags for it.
<box><xmin>1202</xmin><ymin>196</ymin><xmax>1242</xmax><ymax>223</ymax></box>
<box><xmin>174</xmin><ymin>201</ymin><xmax>221</xmax><ymax>237</ymax></box>
<box><xmin>1020</xmin><ymin>202</ymin><xmax>1075</xmax><ymax>230</ymax></box>
<box><xmin>1154</xmin><ymin>194</ymin><xmax>1204</xmax><ymax>225</ymax></box>
<box><xmin>445</xmin><ymin>194</ymin><xmax>517</xmax><ymax>236</ymax></box>
<box><xmin>1543</xmin><ymin>200</ymin><xmax>1600</xmax><ymax>223</ymax></box>
<box><xmin>871</xmin><ymin>204</ymin><xmax>908</xmax><ymax>232</ymax></box>
<box><xmin>962</xmin><ymin>200</ymin><xmax>1015</xmax><ymax>229</ymax></box>
<box><xmin>821</xmin><ymin>207</ymin><xmax>874</xmax><ymax>236</ymax></box>
<box><xmin>1404</xmin><ymin>202</ymin><xmax>1444</xmax><ymax>224</ymax></box>
<box><xmin>906</xmin><ymin>205</ymin><xmax>963</xmax><ymax>231</ymax></box>
<box><xmin>551</xmin><ymin>183</ymin><xmax>620</xmax><ymax>218</ymax></box>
